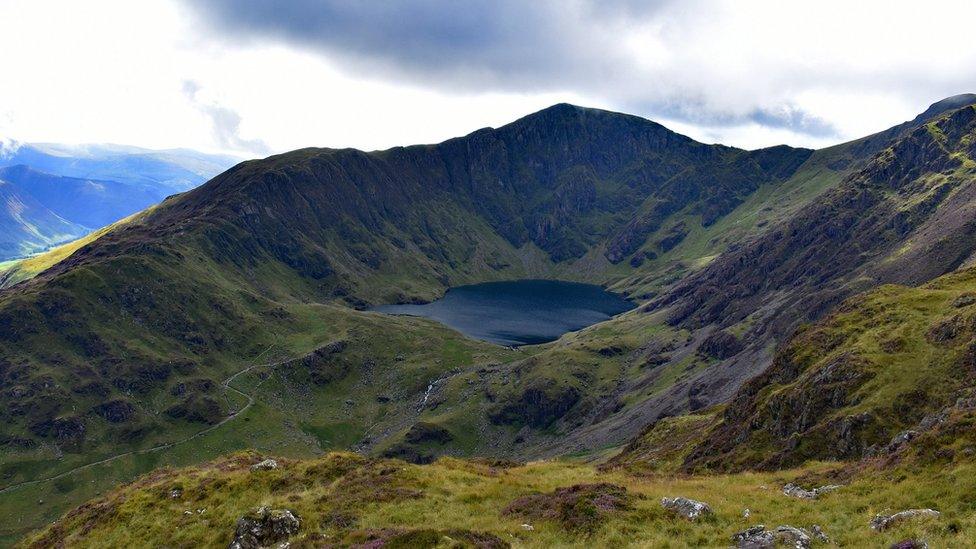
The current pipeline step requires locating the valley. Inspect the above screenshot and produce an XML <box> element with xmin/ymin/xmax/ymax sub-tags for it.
<box><xmin>0</xmin><ymin>144</ymin><xmax>238</xmax><ymax>262</ymax></box>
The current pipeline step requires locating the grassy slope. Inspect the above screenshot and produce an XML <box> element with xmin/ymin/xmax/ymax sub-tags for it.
<box><xmin>0</xmin><ymin>137</ymin><xmax>850</xmax><ymax>544</ymax></box>
<box><xmin>21</xmin><ymin>451</ymin><xmax>974</xmax><ymax>548</ymax></box>
<box><xmin>0</xmin><ymin>209</ymin><xmax>155</xmax><ymax>289</ymax></box>
<box><xmin>0</xmin><ymin>297</ymin><xmax>519</xmax><ymax>542</ymax></box>
<box><xmin>608</xmin><ymin>144</ymin><xmax>848</xmax><ymax>300</ymax></box>
<box><xmin>684</xmin><ymin>261</ymin><xmax>976</xmax><ymax>472</ymax></box>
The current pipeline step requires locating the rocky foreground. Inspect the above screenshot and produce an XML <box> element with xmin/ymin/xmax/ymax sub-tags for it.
<box><xmin>22</xmin><ymin>451</ymin><xmax>965</xmax><ymax>548</ymax></box>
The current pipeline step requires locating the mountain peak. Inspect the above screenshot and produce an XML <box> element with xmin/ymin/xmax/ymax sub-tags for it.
<box><xmin>498</xmin><ymin>102</ymin><xmax>687</xmax><ymax>144</ymax></box>
<box><xmin>911</xmin><ymin>93</ymin><xmax>976</xmax><ymax>125</ymax></box>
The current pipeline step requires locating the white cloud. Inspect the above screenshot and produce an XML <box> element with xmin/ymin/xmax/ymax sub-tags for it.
<box><xmin>1</xmin><ymin>0</ymin><xmax>975</xmax><ymax>156</ymax></box>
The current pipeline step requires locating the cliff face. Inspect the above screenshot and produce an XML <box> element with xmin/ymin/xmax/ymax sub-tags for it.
<box><xmin>122</xmin><ymin>103</ymin><xmax>811</xmax><ymax>292</ymax></box>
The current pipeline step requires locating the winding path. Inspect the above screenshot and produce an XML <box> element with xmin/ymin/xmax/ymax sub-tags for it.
<box><xmin>0</xmin><ymin>344</ymin><xmax>281</xmax><ymax>495</ymax></box>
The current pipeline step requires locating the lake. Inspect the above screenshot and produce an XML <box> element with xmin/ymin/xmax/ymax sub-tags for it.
<box><xmin>372</xmin><ymin>279</ymin><xmax>634</xmax><ymax>346</ymax></box>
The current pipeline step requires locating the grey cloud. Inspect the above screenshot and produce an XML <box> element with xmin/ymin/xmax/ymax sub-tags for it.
<box><xmin>639</xmin><ymin>97</ymin><xmax>839</xmax><ymax>139</ymax></box>
<box><xmin>185</xmin><ymin>0</ymin><xmax>653</xmax><ymax>89</ymax></box>
<box><xmin>182</xmin><ymin>80</ymin><xmax>271</xmax><ymax>155</ymax></box>
<box><xmin>749</xmin><ymin>108</ymin><xmax>837</xmax><ymax>138</ymax></box>
<box><xmin>182</xmin><ymin>0</ymin><xmax>975</xmax><ymax>142</ymax></box>
<box><xmin>182</xmin><ymin>0</ymin><xmax>844</xmax><ymax>140</ymax></box>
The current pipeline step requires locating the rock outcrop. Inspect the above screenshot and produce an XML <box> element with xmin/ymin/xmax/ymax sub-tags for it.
<box><xmin>890</xmin><ymin>540</ymin><xmax>928</xmax><ymax>549</ymax></box>
<box><xmin>782</xmin><ymin>483</ymin><xmax>841</xmax><ymax>500</ymax></box>
<box><xmin>250</xmin><ymin>459</ymin><xmax>278</xmax><ymax>471</ymax></box>
<box><xmin>228</xmin><ymin>507</ymin><xmax>300</xmax><ymax>549</ymax></box>
<box><xmin>732</xmin><ymin>525</ymin><xmax>812</xmax><ymax>548</ymax></box>
<box><xmin>660</xmin><ymin>497</ymin><xmax>713</xmax><ymax>521</ymax></box>
<box><xmin>870</xmin><ymin>509</ymin><xmax>940</xmax><ymax>531</ymax></box>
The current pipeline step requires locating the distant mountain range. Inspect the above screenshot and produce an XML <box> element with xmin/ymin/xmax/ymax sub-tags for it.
<box><xmin>0</xmin><ymin>143</ymin><xmax>240</xmax><ymax>260</ymax></box>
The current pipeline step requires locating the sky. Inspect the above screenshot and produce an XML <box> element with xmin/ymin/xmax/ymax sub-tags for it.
<box><xmin>2</xmin><ymin>0</ymin><xmax>976</xmax><ymax>157</ymax></box>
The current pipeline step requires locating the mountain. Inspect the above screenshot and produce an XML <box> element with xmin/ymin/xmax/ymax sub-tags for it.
<box><xmin>0</xmin><ymin>144</ymin><xmax>239</xmax><ymax>261</ymax></box>
<box><xmin>0</xmin><ymin>180</ymin><xmax>87</xmax><ymax>259</ymax></box>
<box><xmin>680</xmin><ymin>263</ymin><xmax>976</xmax><ymax>473</ymax></box>
<box><xmin>3</xmin><ymin>98</ymin><xmax>976</xmax><ymax>544</ymax></box>
<box><xmin>604</xmin><ymin>98</ymin><xmax>976</xmax><ymax>473</ymax></box>
<box><xmin>0</xmin><ymin>143</ymin><xmax>240</xmax><ymax>194</ymax></box>
<box><xmin>0</xmin><ymin>166</ymin><xmax>163</xmax><ymax>230</ymax></box>
<box><xmin>0</xmin><ymin>103</ymin><xmax>814</xmax><ymax>451</ymax></box>
<box><xmin>642</xmin><ymin>98</ymin><xmax>976</xmax><ymax>418</ymax></box>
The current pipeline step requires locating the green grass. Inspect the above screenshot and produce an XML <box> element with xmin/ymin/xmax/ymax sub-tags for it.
<box><xmin>0</xmin><ymin>296</ymin><xmax>518</xmax><ymax>542</ymax></box>
<box><xmin>609</xmin><ymin>148</ymin><xmax>849</xmax><ymax>299</ymax></box>
<box><xmin>686</xmin><ymin>264</ymin><xmax>976</xmax><ymax>472</ymax></box>
<box><xmin>20</xmin><ymin>450</ymin><xmax>976</xmax><ymax>548</ymax></box>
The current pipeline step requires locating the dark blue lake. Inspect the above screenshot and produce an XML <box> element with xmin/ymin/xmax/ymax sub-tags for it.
<box><xmin>372</xmin><ymin>279</ymin><xmax>634</xmax><ymax>346</ymax></box>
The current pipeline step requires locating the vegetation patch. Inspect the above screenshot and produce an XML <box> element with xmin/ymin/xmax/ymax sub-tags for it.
<box><xmin>501</xmin><ymin>483</ymin><xmax>634</xmax><ymax>533</ymax></box>
<box><xmin>336</xmin><ymin>528</ymin><xmax>509</xmax><ymax>549</ymax></box>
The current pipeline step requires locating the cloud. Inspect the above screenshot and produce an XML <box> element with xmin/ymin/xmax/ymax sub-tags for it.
<box><xmin>183</xmin><ymin>0</ymin><xmax>976</xmax><ymax>144</ymax></box>
<box><xmin>0</xmin><ymin>137</ymin><xmax>20</xmax><ymax>159</ymax></box>
<box><xmin>646</xmin><ymin>99</ymin><xmax>839</xmax><ymax>139</ymax></box>
<box><xmin>185</xmin><ymin>1</ymin><xmax>635</xmax><ymax>88</ymax></box>
<box><xmin>182</xmin><ymin>80</ymin><xmax>271</xmax><ymax>155</ymax></box>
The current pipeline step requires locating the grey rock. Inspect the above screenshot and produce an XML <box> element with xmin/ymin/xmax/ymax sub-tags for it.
<box><xmin>250</xmin><ymin>459</ymin><xmax>278</xmax><ymax>471</ymax></box>
<box><xmin>952</xmin><ymin>294</ymin><xmax>976</xmax><ymax>308</ymax></box>
<box><xmin>782</xmin><ymin>483</ymin><xmax>842</xmax><ymax>499</ymax></box>
<box><xmin>870</xmin><ymin>509</ymin><xmax>940</xmax><ymax>531</ymax></box>
<box><xmin>228</xmin><ymin>507</ymin><xmax>300</xmax><ymax>549</ymax></box>
<box><xmin>732</xmin><ymin>525</ymin><xmax>812</xmax><ymax>549</ymax></box>
<box><xmin>811</xmin><ymin>525</ymin><xmax>829</xmax><ymax>542</ymax></box>
<box><xmin>661</xmin><ymin>496</ymin><xmax>713</xmax><ymax>520</ymax></box>
<box><xmin>890</xmin><ymin>540</ymin><xmax>928</xmax><ymax>549</ymax></box>
<box><xmin>733</xmin><ymin>525</ymin><xmax>773</xmax><ymax>548</ymax></box>
<box><xmin>885</xmin><ymin>430</ymin><xmax>919</xmax><ymax>453</ymax></box>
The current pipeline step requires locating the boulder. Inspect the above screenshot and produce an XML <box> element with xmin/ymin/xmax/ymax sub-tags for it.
<box><xmin>870</xmin><ymin>509</ymin><xmax>940</xmax><ymax>531</ymax></box>
<box><xmin>890</xmin><ymin>540</ymin><xmax>928</xmax><ymax>549</ymax></box>
<box><xmin>250</xmin><ymin>459</ymin><xmax>278</xmax><ymax>471</ymax></box>
<box><xmin>732</xmin><ymin>525</ymin><xmax>812</xmax><ymax>549</ymax></box>
<box><xmin>782</xmin><ymin>482</ymin><xmax>842</xmax><ymax>499</ymax></box>
<box><xmin>952</xmin><ymin>294</ymin><xmax>976</xmax><ymax>308</ymax></box>
<box><xmin>228</xmin><ymin>507</ymin><xmax>300</xmax><ymax>549</ymax></box>
<box><xmin>698</xmin><ymin>331</ymin><xmax>744</xmax><ymax>360</ymax></box>
<box><xmin>92</xmin><ymin>399</ymin><xmax>136</xmax><ymax>423</ymax></box>
<box><xmin>661</xmin><ymin>497</ymin><xmax>713</xmax><ymax>521</ymax></box>
<box><xmin>732</xmin><ymin>525</ymin><xmax>773</xmax><ymax>548</ymax></box>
